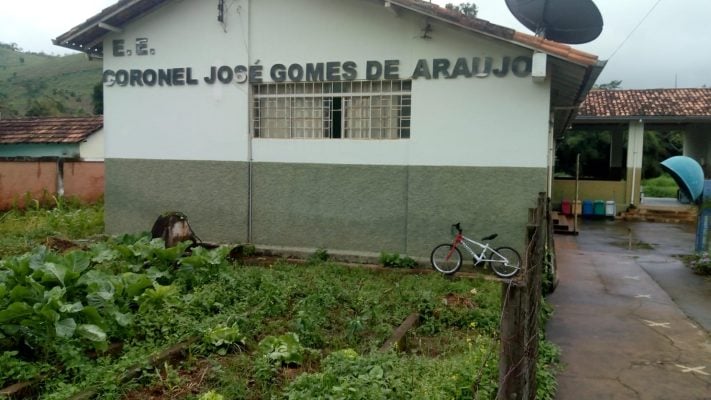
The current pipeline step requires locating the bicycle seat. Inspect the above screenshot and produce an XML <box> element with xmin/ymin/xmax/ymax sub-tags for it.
<box><xmin>481</xmin><ymin>233</ymin><xmax>498</xmax><ymax>241</ymax></box>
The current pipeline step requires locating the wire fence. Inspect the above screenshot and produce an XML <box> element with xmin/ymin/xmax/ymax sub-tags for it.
<box><xmin>497</xmin><ymin>192</ymin><xmax>548</xmax><ymax>400</ymax></box>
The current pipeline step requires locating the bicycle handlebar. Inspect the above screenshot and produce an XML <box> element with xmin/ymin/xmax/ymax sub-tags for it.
<box><xmin>452</xmin><ymin>222</ymin><xmax>462</xmax><ymax>234</ymax></box>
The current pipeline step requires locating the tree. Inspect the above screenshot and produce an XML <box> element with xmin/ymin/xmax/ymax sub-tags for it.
<box><xmin>593</xmin><ymin>80</ymin><xmax>622</xmax><ymax>90</ymax></box>
<box><xmin>642</xmin><ymin>131</ymin><xmax>683</xmax><ymax>178</ymax></box>
<box><xmin>92</xmin><ymin>81</ymin><xmax>103</xmax><ymax>115</ymax></box>
<box><xmin>25</xmin><ymin>98</ymin><xmax>65</xmax><ymax>117</ymax></box>
<box><xmin>445</xmin><ymin>2</ymin><xmax>478</xmax><ymax>18</ymax></box>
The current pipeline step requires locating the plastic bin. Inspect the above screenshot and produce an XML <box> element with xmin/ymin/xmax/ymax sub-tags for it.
<box><xmin>561</xmin><ymin>199</ymin><xmax>572</xmax><ymax>215</ymax></box>
<box><xmin>573</xmin><ymin>200</ymin><xmax>582</xmax><ymax>216</ymax></box>
<box><xmin>605</xmin><ymin>201</ymin><xmax>616</xmax><ymax>218</ymax></box>
<box><xmin>593</xmin><ymin>200</ymin><xmax>605</xmax><ymax>217</ymax></box>
<box><xmin>582</xmin><ymin>200</ymin><xmax>594</xmax><ymax>217</ymax></box>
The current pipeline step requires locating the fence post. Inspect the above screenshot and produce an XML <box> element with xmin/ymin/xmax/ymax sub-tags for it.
<box><xmin>498</xmin><ymin>193</ymin><xmax>547</xmax><ymax>400</ymax></box>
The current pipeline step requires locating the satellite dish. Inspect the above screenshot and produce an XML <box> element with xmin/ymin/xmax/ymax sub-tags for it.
<box><xmin>505</xmin><ymin>0</ymin><xmax>603</xmax><ymax>44</ymax></box>
<box><xmin>661</xmin><ymin>156</ymin><xmax>705</xmax><ymax>203</ymax></box>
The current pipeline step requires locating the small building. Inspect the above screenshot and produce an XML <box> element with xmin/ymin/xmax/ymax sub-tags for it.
<box><xmin>54</xmin><ymin>0</ymin><xmax>604</xmax><ymax>257</ymax></box>
<box><xmin>554</xmin><ymin>88</ymin><xmax>711</xmax><ymax>210</ymax></box>
<box><xmin>0</xmin><ymin>116</ymin><xmax>104</xmax><ymax>209</ymax></box>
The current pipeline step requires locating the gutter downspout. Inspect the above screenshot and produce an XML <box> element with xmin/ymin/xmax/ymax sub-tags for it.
<box><xmin>246</xmin><ymin>0</ymin><xmax>254</xmax><ymax>243</ymax></box>
<box><xmin>56</xmin><ymin>158</ymin><xmax>65</xmax><ymax>198</ymax></box>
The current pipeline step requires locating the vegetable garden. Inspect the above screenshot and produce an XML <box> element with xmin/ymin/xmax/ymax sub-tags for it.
<box><xmin>0</xmin><ymin>202</ymin><xmax>559</xmax><ymax>399</ymax></box>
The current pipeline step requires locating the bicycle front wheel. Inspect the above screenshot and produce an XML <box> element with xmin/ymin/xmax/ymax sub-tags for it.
<box><xmin>430</xmin><ymin>244</ymin><xmax>463</xmax><ymax>275</ymax></box>
<box><xmin>489</xmin><ymin>246</ymin><xmax>522</xmax><ymax>278</ymax></box>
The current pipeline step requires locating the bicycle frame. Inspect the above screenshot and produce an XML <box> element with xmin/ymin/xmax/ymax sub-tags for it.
<box><xmin>448</xmin><ymin>232</ymin><xmax>506</xmax><ymax>265</ymax></box>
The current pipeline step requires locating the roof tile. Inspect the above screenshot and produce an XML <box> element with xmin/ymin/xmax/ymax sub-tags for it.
<box><xmin>579</xmin><ymin>89</ymin><xmax>711</xmax><ymax>118</ymax></box>
<box><xmin>0</xmin><ymin>116</ymin><xmax>103</xmax><ymax>145</ymax></box>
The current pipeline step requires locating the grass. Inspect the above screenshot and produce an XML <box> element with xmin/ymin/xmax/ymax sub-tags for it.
<box><xmin>0</xmin><ymin>199</ymin><xmax>104</xmax><ymax>258</ymax></box>
<box><xmin>642</xmin><ymin>173</ymin><xmax>679</xmax><ymax>198</ymax></box>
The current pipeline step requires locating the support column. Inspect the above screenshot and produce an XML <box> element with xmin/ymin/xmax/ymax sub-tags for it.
<box><xmin>609</xmin><ymin>128</ymin><xmax>624</xmax><ymax>180</ymax></box>
<box><xmin>547</xmin><ymin>113</ymin><xmax>555</xmax><ymax>197</ymax></box>
<box><xmin>683</xmin><ymin>124</ymin><xmax>708</xmax><ymax>177</ymax></box>
<box><xmin>626</xmin><ymin>121</ymin><xmax>644</xmax><ymax>206</ymax></box>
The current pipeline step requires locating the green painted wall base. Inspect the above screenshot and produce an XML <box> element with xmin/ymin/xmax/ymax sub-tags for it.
<box><xmin>106</xmin><ymin>159</ymin><xmax>546</xmax><ymax>257</ymax></box>
<box><xmin>105</xmin><ymin>159</ymin><xmax>249</xmax><ymax>243</ymax></box>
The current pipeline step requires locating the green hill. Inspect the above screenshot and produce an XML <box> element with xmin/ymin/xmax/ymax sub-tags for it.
<box><xmin>0</xmin><ymin>42</ymin><xmax>102</xmax><ymax>117</ymax></box>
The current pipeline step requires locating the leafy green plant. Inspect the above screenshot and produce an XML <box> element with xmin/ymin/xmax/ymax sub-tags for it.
<box><xmin>203</xmin><ymin>323</ymin><xmax>246</xmax><ymax>355</ymax></box>
<box><xmin>0</xmin><ymin>351</ymin><xmax>51</xmax><ymax>387</ymax></box>
<box><xmin>153</xmin><ymin>361</ymin><xmax>183</xmax><ymax>392</ymax></box>
<box><xmin>138</xmin><ymin>284</ymin><xmax>180</xmax><ymax>312</ymax></box>
<box><xmin>685</xmin><ymin>252</ymin><xmax>711</xmax><ymax>275</ymax></box>
<box><xmin>307</xmin><ymin>248</ymin><xmax>330</xmax><ymax>265</ymax></box>
<box><xmin>258</xmin><ymin>332</ymin><xmax>304</xmax><ymax>366</ymax></box>
<box><xmin>285</xmin><ymin>343</ymin><xmax>499</xmax><ymax>400</ymax></box>
<box><xmin>536</xmin><ymin>339</ymin><xmax>562</xmax><ymax>400</ymax></box>
<box><xmin>379</xmin><ymin>251</ymin><xmax>417</xmax><ymax>269</ymax></box>
<box><xmin>254</xmin><ymin>332</ymin><xmax>304</xmax><ymax>383</ymax></box>
<box><xmin>1</xmin><ymin>207</ymin><xmax>508</xmax><ymax>399</ymax></box>
<box><xmin>199</xmin><ymin>390</ymin><xmax>225</xmax><ymax>400</ymax></box>
<box><xmin>542</xmin><ymin>248</ymin><xmax>557</xmax><ymax>295</ymax></box>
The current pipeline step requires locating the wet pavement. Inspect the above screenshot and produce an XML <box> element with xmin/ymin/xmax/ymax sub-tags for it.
<box><xmin>548</xmin><ymin>220</ymin><xmax>711</xmax><ymax>399</ymax></box>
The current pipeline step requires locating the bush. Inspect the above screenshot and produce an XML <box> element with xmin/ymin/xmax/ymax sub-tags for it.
<box><xmin>642</xmin><ymin>174</ymin><xmax>679</xmax><ymax>198</ymax></box>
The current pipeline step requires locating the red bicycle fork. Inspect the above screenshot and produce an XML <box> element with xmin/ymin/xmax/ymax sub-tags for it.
<box><xmin>445</xmin><ymin>234</ymin><xmax>463</xmax><ymax>261</ymax></box>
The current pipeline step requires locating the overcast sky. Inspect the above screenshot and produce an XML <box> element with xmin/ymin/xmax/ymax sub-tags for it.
<box><xmin>0</xmin><ymin>0</ymin><xmax>707</xmax><ymax>89</ymax></box>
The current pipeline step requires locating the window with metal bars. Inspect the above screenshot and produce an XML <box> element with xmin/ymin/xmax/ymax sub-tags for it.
<box><xmin>252</xmin><ymin>80</ymin><xmax>411</xmax><ymax>139</ymax></box>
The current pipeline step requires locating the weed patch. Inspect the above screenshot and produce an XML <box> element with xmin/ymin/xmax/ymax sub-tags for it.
<box><xmin>0</xmin><ymin>201</ymin><xmax>104</xmax><ymax>258</ymax></box>
<box><xmin>683</xmin><ymin>252</ymin><xmax>711</xmax><ymax>275</ymax></box>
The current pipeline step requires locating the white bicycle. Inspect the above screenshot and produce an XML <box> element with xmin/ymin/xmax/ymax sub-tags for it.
<box><xmin>430</xmin><ymin>223</ymin><xmax>522</xmax><ymax>278</ymax></box>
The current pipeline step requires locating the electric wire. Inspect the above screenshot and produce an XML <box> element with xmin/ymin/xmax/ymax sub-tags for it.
<box><xmin>607</xmin><ymin>0</ymin><xmax>664</xmax><ymax>61</ymax></box>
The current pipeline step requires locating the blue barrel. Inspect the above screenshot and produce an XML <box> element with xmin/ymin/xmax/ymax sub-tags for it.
<box><xmin>582</xmin><ymin>200</ymin><xmax>594</xmax><ymax>217</ymax></box>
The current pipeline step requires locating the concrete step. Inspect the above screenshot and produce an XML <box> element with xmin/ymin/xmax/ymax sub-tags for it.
<box><xmin>551</xmin><ymin>212</ymin><xmax>578</xmax><ymax>234</ymax></box>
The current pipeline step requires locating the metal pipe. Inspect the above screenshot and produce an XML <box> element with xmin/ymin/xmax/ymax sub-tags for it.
<box><xmin>246</xmin><ymin>0</ymin><xmax>253</xmax><ymax>243</ymax></box>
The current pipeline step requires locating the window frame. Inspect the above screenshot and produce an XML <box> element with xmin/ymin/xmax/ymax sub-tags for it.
<box><xmin>251</xmin><ymin>80</ymin><xmax>412</xmax><ymax>140</ymax></box>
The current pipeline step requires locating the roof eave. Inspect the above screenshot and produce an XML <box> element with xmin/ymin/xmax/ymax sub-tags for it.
<box><xmin>574</xmin><ymin>115</ymin><xmax>711</xmax><ymax>124</ymax></box>
<box><xmin>53</xmin><ymin>0</ymin><xmax>170</xmax><ymax>56</ymax></box>
<box><xmin>559</xmin><ymin>60</ymin><xmax>606</xmax><ymax>131</ymax></box>
<box><xmin>387</xmin><ymin>0</ymin><xmax>516</xmax><ymax>42</ymax></box>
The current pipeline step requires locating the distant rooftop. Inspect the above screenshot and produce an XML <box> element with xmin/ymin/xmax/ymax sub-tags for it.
<box><xmin>0</xmin><ymin>116</ymin><xmax>103</xmax><ymax>144</ymax></box>
<box><xmin>577</xmin><ymin>89</ymin><xmax>711</xmax><ymax>122</ymax></box>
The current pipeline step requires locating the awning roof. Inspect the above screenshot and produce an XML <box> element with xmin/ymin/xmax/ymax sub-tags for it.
<box><xmin>576</xmin><ymin>89</ymin><xmax>711</xmax><ymax>124</ymax></box>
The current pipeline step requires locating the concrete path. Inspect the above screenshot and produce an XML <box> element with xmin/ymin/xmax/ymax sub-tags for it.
<box><xmin>548</xmin><ymin>221</ymin><xmax>711</xmax><ymax>399</ymax></box>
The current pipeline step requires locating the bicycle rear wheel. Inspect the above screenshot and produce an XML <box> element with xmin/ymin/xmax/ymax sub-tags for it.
<box><xmin>488</xmin><ymin>246</ymin><xmax>521</xmax><ymax>278</ymax></box>
<box><xmin>430</xmin><ymin>244</ymin><xmax>463</xmax><ymax>275</ymax></box>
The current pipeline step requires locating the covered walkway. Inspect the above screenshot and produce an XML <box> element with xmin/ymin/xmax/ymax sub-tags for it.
<box><xmin>548</xmin><ymin>221</ymin><xmax>711</xmax><ymax>399</ymax></box>
<box><xmin>552</xmin><ymin>88</ymin><xmax>711</xmax><ymax>210</ymax></box>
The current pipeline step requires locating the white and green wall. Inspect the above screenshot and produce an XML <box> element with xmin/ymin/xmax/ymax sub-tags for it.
<box><xmin>101</xmin><ymin>0</ymin><xmax>551</xmax><ymax>257</ymax></box>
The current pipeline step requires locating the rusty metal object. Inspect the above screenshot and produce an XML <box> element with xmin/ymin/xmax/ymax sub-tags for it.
<box><xmin>150</xmin><ymin>212</ymin><xmax>197</xmax><ymax>247</ymax></box>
